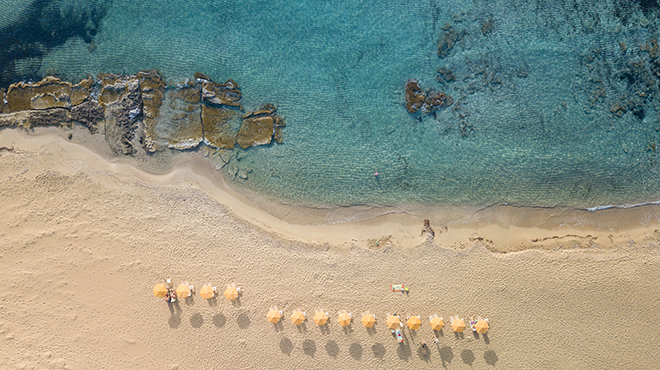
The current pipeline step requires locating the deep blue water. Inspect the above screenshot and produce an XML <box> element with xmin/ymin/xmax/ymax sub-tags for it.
<box><xmin>3</xmin><ymin>0</ymin><xmax>660</xmax><ymax>211</ymax></box>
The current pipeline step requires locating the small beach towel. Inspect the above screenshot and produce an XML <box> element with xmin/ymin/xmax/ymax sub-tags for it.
<box><xmin>391</xmin><ymin>284</ymin><xmax>405</xmax><ymax>292</ymax></box>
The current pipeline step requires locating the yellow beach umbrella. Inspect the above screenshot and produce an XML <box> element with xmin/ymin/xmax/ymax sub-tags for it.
<box><xmin>175</xmin><ymin>284</ymin><xmax>191</xmax><ymax>298</ymax></box>
<box><xmin>452</xmin><ymin>318</ymin><xmax>466</xmax><ymax>332</ymax></box>
<box><xmin>407</xmin><ymin>316</ymin><xmax>422</xmax><ymax>330</ymax></box>
<box><xmin>386</xmin><ymin>315</ymin><xmax>401</xmax><ymax>329</ymax></box>
<box><xmin>338</xmin><ymin>313</ymin><xmax>352</xmax><ymax>327</ymax></box>
<box><xmin>199</xmin><ymin>285</ymin><xmax>215</xmax><ymax>300</ymax></box>
<box><xmin>224</xmin><ymin>286</ymin><xmax>239</xmax><ymax>301</ymax></box>
<box><xmin>430</xmin><ymin>317</ymin><xmax>444</xmax><ymax>331</ymax></box>
<box><xmin>361</xmin><ymin>314</ymin><xmax>376</xmax><ymax>328</ymax></box>
<box><xmin>475</xmin><ymin>319</ymin><xmax>489</xmax><ymax>333</ymax></box>
<box><xmin>291</xmin><ymin>311</ymin><xmax>306</xmax><ymax>325</ymax></box>
<box><xmin>314</xmin><ymin>311</ymin><xmax>328</xmax><ymax>326</ymax></box>
<box><xmin>153</xmin><ymin>283</ymin><xmax>168</xmax><ymax>297</ymax></box>
<box><xmin>267</xmin><ymin>309</ymin><xmax>282</xmax><ymax>323</ymax></box>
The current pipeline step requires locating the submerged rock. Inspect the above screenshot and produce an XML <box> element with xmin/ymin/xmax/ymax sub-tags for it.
<box><xmin>438</xmin><ymin>24</ymin><xmax>459</xmax><ymax>58</ymax></box>
<box><xmin>202</xmin><ymin>105</ymin><xmax>240</xmax><ymax>149</ymax></box>
<box><xmin>98</xmin><ymin>74</ymin><xmax>142</xmax><ymax>155</ymax></box>
<box><xmin>4</xmin><ymin>76</ymin><xmax>73</xmax><ymax>113</ymax></box>
<box><xmin>0</xmin><ymin>108</ymin><xmax>71</xmax><ymax>129</ymax></box>
<box><xmin>201</xmin><ymin>79</ymin><xmax>242</xmax><ymax>108</ymax></box>
<box><xmin>236</xmin><ymin>104</ymin><xmax>285</xmax><ymax>148</ymax></box>
<box><xmin>405</xmin><ymin>79</ymin><xmax>452</xmax><ymax>114</ymax></box>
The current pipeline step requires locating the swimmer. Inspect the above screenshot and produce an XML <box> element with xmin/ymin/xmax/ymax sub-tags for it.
<box><xmin>374</xmin><ymin>172</ymin><xmax>378</xmax><ymax>176</ymax></box>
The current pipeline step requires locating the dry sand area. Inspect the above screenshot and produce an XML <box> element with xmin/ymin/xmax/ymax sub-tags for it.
<box><xmin>1</xmin><ymin>128</ymin><xmax>660</xmax><ymax>369</ymax></box>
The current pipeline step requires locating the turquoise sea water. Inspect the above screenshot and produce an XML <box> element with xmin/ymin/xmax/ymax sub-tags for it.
<box><xmin>3</xmin><ymin>0</ymin><xmax>660</xmax><ymax>211</ymax></box>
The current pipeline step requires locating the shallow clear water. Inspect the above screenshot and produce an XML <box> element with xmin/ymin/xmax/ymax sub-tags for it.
<box><xmin>4</xmin><ymin>0</ymin><xmax>660</xmax><ymax>210</ymax></box>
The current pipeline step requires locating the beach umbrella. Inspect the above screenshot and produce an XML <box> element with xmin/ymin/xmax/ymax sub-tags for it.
<box><xmin>199</xmin><ymin>285</ymin><xmax>214</xmax><ymax>300</ymax></box>
<box><xmin>314</xmin><ymin>311</ymin><xmax>328</xmax><ymax>326</ymax></box>
<box><xmin>475</xmin><ymin>319</ymin><xmax>489</xmax><ymax>333</ymax></box>
<box><xmin>338</xmin><ymin>313</ymin><xmax>352</xmax><ymax>327</ymax></box>
<box><xmin>430</xmin><ymin>317</ymin><xmax>444</xmax><ymax>331</ymax></box>
<box><xmin>407</xmin><ymin>316</ymin><xmax>422</xmax><ymax>330</ymax></box>
<box><xmin>361</xmin><ymin>314</ymin><xmax>376</xmax><ymax>328</ymax></box>
<box><xmin>153</xmin><ymin>284</ymin><xmax>168</xmax><ymax>297</ymax></box>
<box><xmin>386</xmin><ymin>315</ymin><xmax>401</xmax><ymax>329</ymax></box>
<box><xmin>175</xmin><ymin>284</ymin><xmax>191</xmax><ymax>299</ymax></box>
<box><xmin>224</xmin><ymin>286</ymin><xmax>239</xmax><ymax>301</ymax></box>
<box><xmin>267</xmin><ymin>310</ymin><xmax>282</xmax><ymax>323</ymax></box>
<box><xmin>291</xmin><ymin>311</ymin><xmax>306</xmax><ymax>325</ymax></box>
<box><xmin>452</xmin><ymin>318</ymin><xmax>466</xmax><ymax>332</ymax></box>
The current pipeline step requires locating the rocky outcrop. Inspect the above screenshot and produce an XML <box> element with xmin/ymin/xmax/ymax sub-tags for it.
<box><xmin>201</xmin><ymin>79</ymin><xmax>242</xmax><ymax>108</ymax></box>
<box><xmin>0</xmin><ymin>108</ymin><xmax>70</xmax><ymax>129</ymax></box>
<box><xmin>138</xmin><ymin>71</ymin><xmax>167</xmax><ymax>152</ymax></box>
<box><xmin>4</xmin><ymin>76</ymin><xmax>73</xmax><ymax>113</ymax></box>
<box><xmin>236</xmin><ymin>104</ymin><xmax>285</xmax><ymax>148</ymax></box>
<box><xmin>202</xmin><ymin>105</ymin><xmax>240</xmax><ymax>149</ymax></box>
<box><xmin>0</xmin><ymin>72</ymin><xmax>285</xmax><ymax>154</ymax></box>
<box><xmin>405</xmin><ymin>79</ymin><xmax>453</xmax><ymax>114</ymax></box>
<box><xmin>438</xmin><ymin>24</ymin><xmax>459</xmax><ymax>59</ymax></box>
<box><xmin>71</xmin><ymin>100</ymin><xmax>104</xmax><ymax>134</ymax></box>
<box><xmin>158</xmin><ymin>83</ymin><xmax>203</xmax><ymax>150</ymax></box>
<box><xmin>98</xmin><ymin>74</ymin><xmax>142</xmax><ymax>155</ymax></box>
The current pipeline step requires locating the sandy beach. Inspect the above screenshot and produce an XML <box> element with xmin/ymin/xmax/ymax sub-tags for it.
<box><xmin>1</xmin><ymin>128</ymin><xmax>660</xmax><ymax>369</ymax></box>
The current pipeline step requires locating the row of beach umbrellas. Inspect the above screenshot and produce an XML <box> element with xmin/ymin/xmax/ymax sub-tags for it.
<box><xmin>153</xmin><ymin>282</ymin><xmax>241</xmax><ymax>301</ymax></box>
<box><xmin>267</xmin><ymin>309</ymin><xmax>490</xmax><ymax>333</ymax></box>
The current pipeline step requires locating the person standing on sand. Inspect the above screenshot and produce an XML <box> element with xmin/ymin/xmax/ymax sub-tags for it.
<box><xmin>421</xmin><ymin>219</ymin><xmax>435</xmax><ymax>239</ymax></box>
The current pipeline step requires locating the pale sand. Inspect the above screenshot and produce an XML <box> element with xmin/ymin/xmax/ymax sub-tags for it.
<box><xmin>1</xmin><ymin>128</ymin><xmax>659</xmax><ymax>369</ymax></box>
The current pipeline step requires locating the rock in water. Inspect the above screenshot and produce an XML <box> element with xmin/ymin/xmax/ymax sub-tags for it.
<box><xmin>201</xmin><ymin>79</ymin><xmax>242</xmax><ymax>108</ymax></box>
<box><xmin>438</xmin><ymin>24</ymin><xmax>458</xmax><ymax>58</ymax></box>
<box><xmin>405</xmin><ymin>79</ymin><xmax>426</xmax><ymax>113</ymax></box>
<box><xmin>4</xmin><ymin>76</ymin><xmax>73</xmax><ymax>112</ymax></box>
<box><xmin>98</xmin><ymin>74</ymin><xmax>142</xmax><ymax>155</ymax></box>
<box><xmin>236</xmin><ymin>104</ymin><xmax>285</xmax><ymax>148</ymax></box>
<box><xmin>405</xmin><ymin>79</ymin><xmax>452</xmax><ymax>114</ymax></box>
<box><xmin>71</xmin><ymin>100</ymin><xmax>104</xmax><ymax>134</ymax></box>
<box><xmin>202</xmin><ymin>105</ymin><xmax>240</xmax><ymax>149</ymax></box>
<box><xmin>70</xmin><ymin>77</ymin><xmax>93</xmax><ymax>106</ymax></box>
<box><xmin>138</xmin><ymin>71</ymin><xmax>167</xmax><ymax>152</ymax></box>
<box><xmin>149</xmin><ymin>82</ymin><xmax>203</xmax><ymax>150</ymax></box>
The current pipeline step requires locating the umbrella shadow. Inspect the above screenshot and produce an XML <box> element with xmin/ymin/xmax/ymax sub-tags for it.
<box><xmin>461</xmin><ymin>349</ymin><xmax>476</xmax><ymax>366</ymax></box>
<box><xmin>279</xmin><ymin>338</ymin><xmax>293</xmax><ymax>355</ymax></box>
<box><xmin>237</xmin><ymin>312</ymin><xmax>251</xmax><ymax>329</ymax></box>
<box><xmin>438</xmin><ymin>346</ymin><xmax>454</xmax><ymax>369</ymax></box>
<box><xmin>325</xmin><ymin>340</ymin><xmax>339</xmax><ymax>358</ymax></box>
<box><xmin>417</xmin><ymin>343</ymin><xmax>431</xmax><ymax>363</ymax></box>
<box><xmin>483</xmin><ymin>333</ymin><xmax>490</xmax><ymax>344</ymax></box>
<box><xmin>302</xmin><ymin>339</ymin><xmax>316</xmax><ymax>357</ymax></box>
<box><xmin>190</xmin><ymin>312</ymin><xmax>204</xmax><ymax>328</ymax></box>
<box><xmin>168</xmin><ymin>313</ymin><xmax>181</xmax><ymax>329</ymax></box>
<box><xmin>349</xmin><ymin>342</ymin><xmax>363</xmax><ymax>360</ymax></box>
<box><xmin>371</xmin><ymin>343</ymin><xmax>386</xmax><ymax>359</ymax></box>
<box><xmin>273</xmin><ymin>321</ymin><xmax>284</xmax><ymax>332</ymax></box>
<box><xmin>212</xmin><ymin>313</ymin><xmax>226</xmax><ymax>328</ymax></box>
<box><xmin>484</xmin><ymin>350</ymin><xmax>498</xmax><ymax>366</ymax></box>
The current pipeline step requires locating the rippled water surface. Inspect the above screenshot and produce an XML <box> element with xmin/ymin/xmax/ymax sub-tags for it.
<box><xmin>3</xmin><ymin>0</ymin><xmax>660</xmax><ymax>210</ymax></box>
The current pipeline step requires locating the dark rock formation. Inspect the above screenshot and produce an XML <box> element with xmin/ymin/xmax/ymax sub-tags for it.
<box><xmin>236</xmin><ymin>104</ymin><xmax>285</xmax><ymax>149</ymax></box>
<box><xmin>71</xmin><ymin>100</ymin><xmax>104</xmax><ymax>134</ymax></box>
<box><xmin>482</xmin><ymin>17</ymin><xmax>494</xmax><ymax>36</ymax></box>
<box><xmin>436</xmin><ymin>67</ymin><xmax>455</xmax><ymax>84</ymax></box>
<box><xmin>201</xmin><ymin>79</ymin><xmax>242</xmax><ymax>108</ymax></box>
<box><xmin>438</xmin><ymin>24</ymin><xmax>459</xmax><ymax>58</ymax></box>
<box><xmin>194</xmin><ymin>72</ymin><xmax>212</xmax><ymax>81</ymax></box>
<box><xmin>405</xmin><ymin>79</ymin><xmax>452</xmax><ymax>114</ymax></box>
<box><xmin>202</xmin><ymin>105</ymin><xmax>239</xmax><ymax>149</ymax></box>
<box><xmin>98</xmin><ymin>74</ymin><xmax>142</xmax><ymax>155</ymax></box>
<box><xmin>4</xmin><ymin>76</ymin><xmax>73</xmax><ymax>112</ymax></box>
<box><xmin>0</xmin><ymin>108</ymin><xmax>70</xmax><ymax>129</ymax></box>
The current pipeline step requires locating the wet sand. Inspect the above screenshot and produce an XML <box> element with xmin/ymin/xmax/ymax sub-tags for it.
<box><xmin>1</xmin><ymin>128</ymin><xmax>659</xmax><ymax>369</ymax></box>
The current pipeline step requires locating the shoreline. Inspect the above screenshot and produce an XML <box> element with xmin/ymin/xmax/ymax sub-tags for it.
<box><xmin>3</xmin><ymin>127</ymin><xmax>660</xmax><ymax>253</ymax></box>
